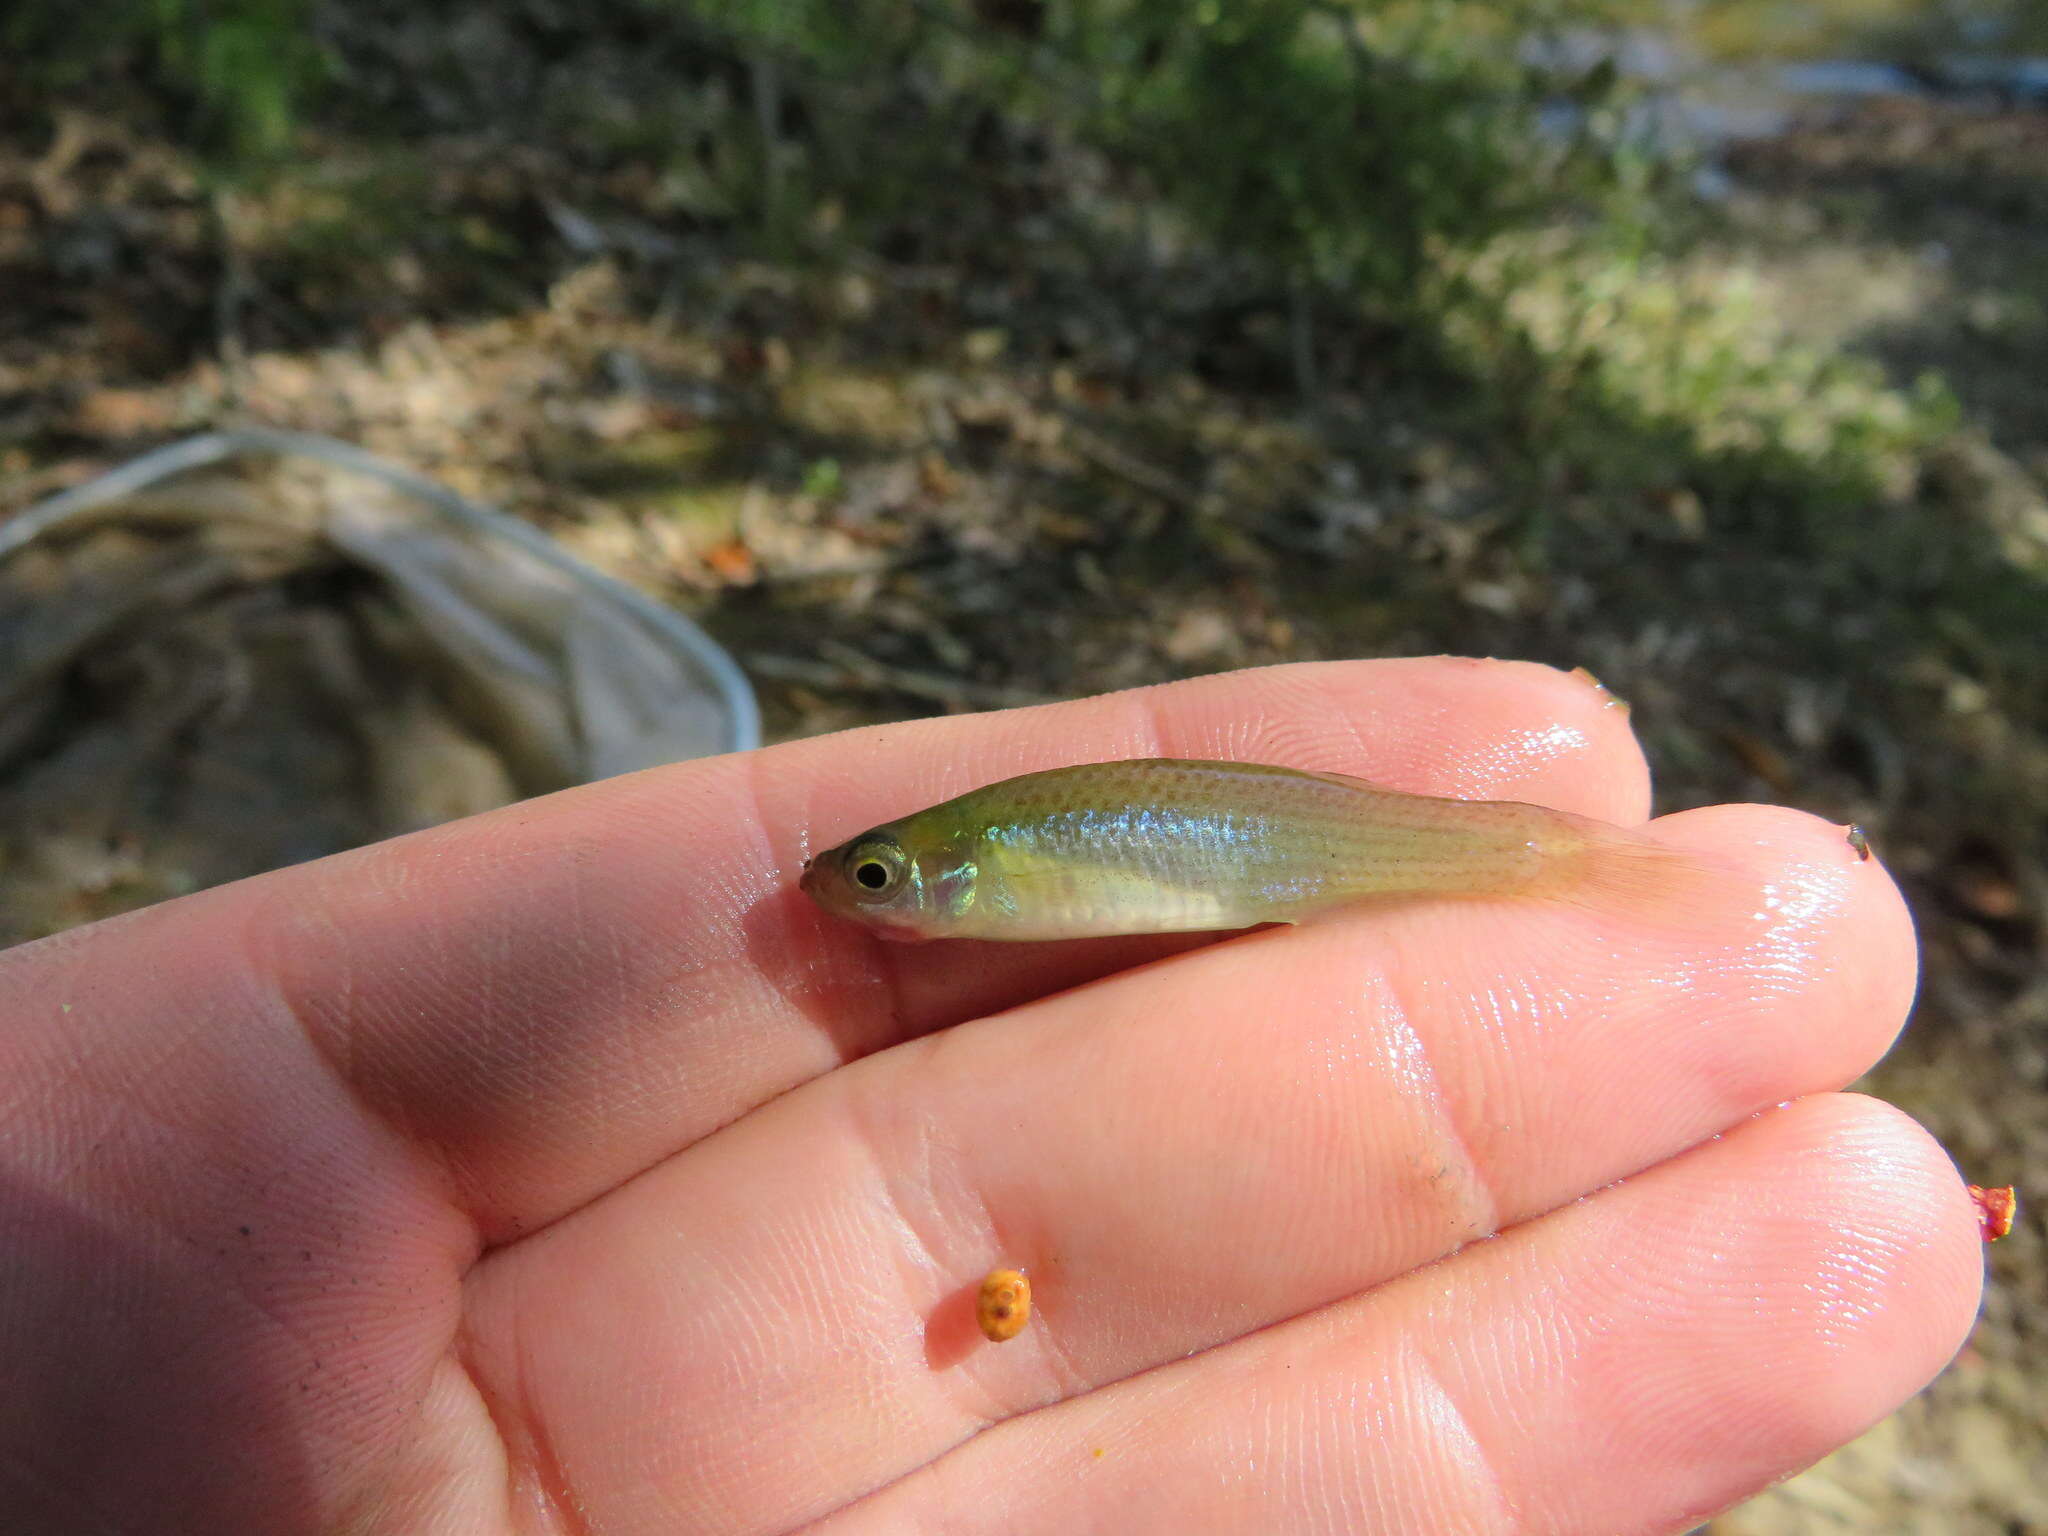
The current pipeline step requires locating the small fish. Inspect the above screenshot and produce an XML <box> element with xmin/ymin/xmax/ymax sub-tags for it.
<box><xmin>801</xmin><ymin>758</ymin><xmax>1730</xmax><ymax>942</ymax></box>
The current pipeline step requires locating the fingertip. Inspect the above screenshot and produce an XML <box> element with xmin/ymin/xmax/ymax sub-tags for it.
<box><xmin>1475</xmin><ymin>658</ymin><xmax>1650</xmax><ymax>822</ymax></box>
<box><xmin>1718</xmin><ymin>1093</ymin><xmax>1987</xmax><ymax>1445</ymax></box>
<box><xmin>1455</xmin><ymin>1092</ymin><xmax>1985</xmax><ymax>1529</ymax></box>
<box><xmin>1649</xmin><ymin>800</ymin><xmax>1905</xmax><ymax>882</ymax></box>
<box><xmin>1795</xmin><ymin>1092</ymin><xmax>1988</xmax><ymax>1352</ymax></box>
<box><xmin>1647</xmin><ymin>801</ymin><xmax>1919</xmax><ymax>1071</ymax></box>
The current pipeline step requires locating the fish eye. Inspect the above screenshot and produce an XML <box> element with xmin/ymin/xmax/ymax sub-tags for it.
<box><xmin>842</xmin><ymin>838</ymin><xmax>907</xmax><ymax>901</ymax></box>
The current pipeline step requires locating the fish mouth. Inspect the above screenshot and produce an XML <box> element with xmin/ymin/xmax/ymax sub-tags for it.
<box><xmin>798</xmin><ymin>852</ymin><xmax>836</xmax><ymax>900</ymax></box>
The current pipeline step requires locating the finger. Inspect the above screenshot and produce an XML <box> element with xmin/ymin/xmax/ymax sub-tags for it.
<box><xmin>822</xmin><ymin>1094</ymin><xmax>1985</xmax><ymax>1535</ymax></box>
<box><xmin>456</xmin><ymin>803</ymin><xmax>1913</xmax><ymax>1534</ymax></box>
<box><xmin>232</xmin><ymin>657</ymin><xmax>1644</xmax><ymax>1236</ymax></box>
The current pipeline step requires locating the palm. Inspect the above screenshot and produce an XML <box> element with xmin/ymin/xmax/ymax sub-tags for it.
<box><xmin>0</xmin><ymin>659</ymin><xmax>1980</xmax><ymax>1535</ymax></box>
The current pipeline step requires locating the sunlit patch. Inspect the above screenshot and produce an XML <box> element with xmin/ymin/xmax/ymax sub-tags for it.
<box><xmin>1745</xmin><ymin>862</ymin><xmax>1856</xmax><ymax>988</ymax></box>
<box><xmin>1461</xmin><ymin>722</ymin><xmax>1597</xmax><ymax>790</ymax></box>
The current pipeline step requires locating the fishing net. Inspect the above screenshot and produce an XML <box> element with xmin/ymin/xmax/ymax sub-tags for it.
<box><xmin>0</xmin><ymin>429</ymin><xmax>757</xmax><ymax>945</ymax></box>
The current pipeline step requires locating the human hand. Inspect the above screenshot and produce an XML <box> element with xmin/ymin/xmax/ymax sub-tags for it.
<box><xmin>0</xmin><ymin>658</ymin><xmax>1983</xmax><ymax>1534</ymax></box>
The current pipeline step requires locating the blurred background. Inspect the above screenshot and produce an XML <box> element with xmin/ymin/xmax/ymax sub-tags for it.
<box><xmin>0</xmin><ymin>0</ymin><xmax>2042</xmax><ymax>1526</ymax></box>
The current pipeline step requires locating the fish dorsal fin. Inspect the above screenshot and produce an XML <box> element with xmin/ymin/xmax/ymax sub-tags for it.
<box><xmin>1126</xmin><ymin>756</ymin><xmax>1405</xmax><ymax>798</ymax></box>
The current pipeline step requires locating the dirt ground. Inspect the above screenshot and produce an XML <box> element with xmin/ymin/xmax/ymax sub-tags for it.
<box><xmin>1</xmin><ymin>12</ymin><xmax>2042</xmax><ymax>1529</ymax></box>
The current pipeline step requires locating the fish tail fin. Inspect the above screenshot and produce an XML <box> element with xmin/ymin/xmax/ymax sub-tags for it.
<box><xmin>1529</xmin><ymin>817</ymin><xmax>1754</xmax><ymax>931</ymax></box>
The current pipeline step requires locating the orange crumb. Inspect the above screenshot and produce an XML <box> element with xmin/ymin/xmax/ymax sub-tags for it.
<box><xmin>976</xmin><ymin>1267</ymin><xmax>1031</xmax><ymax>1342</ymax></box>
<box><xmin>1968</xmin><ymin>1184</ymin><xmax>2016</xmax><ymax>1242</ymax></box>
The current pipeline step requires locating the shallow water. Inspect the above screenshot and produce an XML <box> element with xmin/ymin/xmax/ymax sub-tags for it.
<box><xmin>1533</xmin><ymin>1</ymin><xmax>2047</xmax><ymax>156</ymax></box>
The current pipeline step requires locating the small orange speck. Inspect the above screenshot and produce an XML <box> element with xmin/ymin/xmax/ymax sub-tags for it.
<box><xmin>1092</xmin><ymin>1446</ymin><xmax>1106</xmax><ymax>1460</ymax></box>
<box><xmin>1969</xmin><ymin>1184</ymin><xmax>2016</xmax><ymax>1242</ymax></box>
<box><xmin>703</xmin><ymin>540</ymin><xmax>758</xmax><ymax>585</ymax></box>
<box><xmin>976</xmin><ymin>1267</ymin><xmax>1031</xmax><ymax>1342</ymax></box>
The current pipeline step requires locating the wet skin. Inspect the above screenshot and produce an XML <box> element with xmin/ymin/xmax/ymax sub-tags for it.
<box><xmin>0</xmin><ymin>657</ymin><xmax>1983</xmax><ymax>1535</ymax></box>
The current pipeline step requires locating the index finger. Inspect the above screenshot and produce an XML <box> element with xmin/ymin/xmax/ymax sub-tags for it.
<box><xmin>137</xmin><ymin>658</ymin><xmax>1652</xmax><ymax>1237</ymax></box>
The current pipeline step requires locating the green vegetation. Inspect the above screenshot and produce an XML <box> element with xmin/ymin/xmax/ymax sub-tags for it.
<box><xmin>5</xmin><ymin>1</ymin><xmax>2030</xmax><ymax>766</ymax></box>
<box><xmin>682</xmin><ymin>0</ymin><xmax>1647</xmax><ymax>308</ymax></box>
<box><xmin>5</xmin><ymin>0</ymin><xmax>318</xmax><ymax>164</ymax></box>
